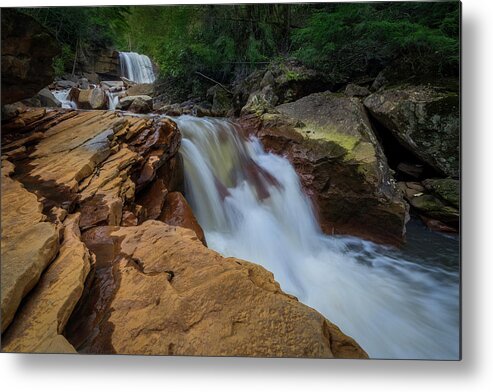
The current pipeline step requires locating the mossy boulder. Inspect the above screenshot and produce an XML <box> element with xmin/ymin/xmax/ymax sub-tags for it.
<box><xmin>364</xmin><ymin>85</ymin><xmax>459</xmax><ymax>178</ymax></box>
<box><xmin>237</xmin><ymin>60</ymin><xmax>330</xmax><ymax>115</ymax></box>
<box><xmin>241</xmin><ymin>91</ymin><xmax>408</xmax><ymax>245</ymax></box>
<box><xmin>422</xmin><ymin>178</ymin><xmax>459</xmax><ymax>209</ymax></box>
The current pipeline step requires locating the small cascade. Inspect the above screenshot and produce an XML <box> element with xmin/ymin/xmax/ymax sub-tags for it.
<box><xmin>52</xmin><ymin>89</ymin><xmax>77</xmax><ymax>109</ymax></box>
<box><xmin>119</xmin><ymin>51</ymin><xmax>155</xmax><ymax>83</ymax></box>
<box><xmin>106</xmin><ymin>91</ymin><xmax>120</xmax><ymax>110</ymax></box>
<box><xmin>175</xmin><ymin>115</ymin><xmax>460</xmax><ymax>360</ymax></box>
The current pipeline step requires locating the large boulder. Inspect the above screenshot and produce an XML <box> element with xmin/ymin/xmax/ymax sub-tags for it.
<box><xmin>117</xmin><ymin>95</ymin><xmax>153</xmax><ymax>111</ymax></box>
<box><xmin>125</xmin><ymin>83</ymin><xmax>154</xmax><ymax>97</ymax></box>
<box><xmin>37</xmin><ymin>88</ymin><xmax>62</xmax><ymax>108</ymax></box>
<box><xmin>65</xmin><ymin>221</ymin><xmax>367</xmax><ymax>358</ymax></box>
<box><xmin>237</xmin><ymin>60</ymin><xmax>331</xmax><ymax>115</ymax></box>
<box><xmin>71</xmin><ymin>87</ymin><xmax>108</xmax><ymax>110</ymax></box>
<box><xmin>364</xmin><ymin>85</ymin><xmax>460</xmax><ymax>178</ymax></box>
<box><xmin>242</xmin><ymin>91</ymin><xmax>408</xmax><ymax>245</ymax></box>
<box><xmin>1</xmin><ymin>9</ymin><xmax>60</xmax><ymax>104</ymax></box>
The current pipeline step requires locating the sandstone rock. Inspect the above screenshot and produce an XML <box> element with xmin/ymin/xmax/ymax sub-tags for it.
<box><xmin>128</xmin><ymin>97</ymin><xmax>152</xmax><ymax>113</ymax></box>
<box><xmin>137</xmin><ymin>179</ymin><xmax>168</xmax><ymax>220</ymax></box>
<box><xmin>37</xmin><ymin>88</ymin><xmax>62</xmax><ymax>108</ymax></box>
<box><xmin>67</xmin><ymin>221</ymin><xmax>367</xmax><ymax>358</ymax></box>
<box><xmin>364</xmin><ymin>85</ymin><xmax>459</xmax><ymax>177</ymax></box>
<box><xmin>158</xmin><ymin>191</ymin><xmax>207</xmax><ymax>246</ymax></box>
<box><xmin>126</xmin><ymin>83</ymin><xmax>154</xmax><ymax>97</ymax></box>
<box><xmin>76</xmin><ymin>48</ymin><xmax>120</xmax><ymax>80</ymax></box>
<box><xmin>2</xmin><ymin>214</ymin><xmax>92</xmax><ymax>353</ymax></box>
<box><xmin>1</xmin><ymin>9</ymin><xmax>60</xmax><ymax>104</ymax></box>
<box><xmin>243</xmin><ymin>91</ymin><xmax>408</xmax><ymax>245</ymax></box>
<box><xmin>27</xmin><ymin>111</ymin><xmax>120</xmax><ymax>193</ymax></box>
<box><xmin>117</xmin><ymin>95</ymin><xmax>153</xmax><ymax>111</ymax></box>
<box><xmin>74</xmin><ymin>87</ymin><xmax>108</xmax><ymax>110</ymax></box>
<box><xmin>344</xmin><ymin>83</ymin><xmax>371</xmax><ymax>97</ymax></box>
<box><xmin>1</xmin><ymin>160</ymin><xmax>59</xmax><ymax>332</ymax></box>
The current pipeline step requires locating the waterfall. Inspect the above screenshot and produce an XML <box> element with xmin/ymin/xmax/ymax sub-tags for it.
<box><xmin>175</xmin><ymin>115</ymin><xmax>460</xmax><ymax>360</ymax></box>
<box><xmin>119</xmin><ymin>51</ymin><xmax>155</xmax><ymax>83</ymax></box>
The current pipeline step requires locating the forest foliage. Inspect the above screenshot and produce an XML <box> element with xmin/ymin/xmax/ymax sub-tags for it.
<box><xmin>19</xmin><ymin>2</ymin><xmax>460</xmax><ymax>83</ymax></box>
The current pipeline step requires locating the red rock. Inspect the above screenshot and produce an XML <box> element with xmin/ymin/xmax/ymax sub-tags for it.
<box><xmin>158</xmin><ymin>192</ymin><xmax>207</xmax><ymax>246</ymax></box>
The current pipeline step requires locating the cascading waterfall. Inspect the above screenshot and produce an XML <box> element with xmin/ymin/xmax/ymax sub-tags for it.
<box><xmin>175</xmin><ymin>115</ymin><xmax>460</xmax><ymax>360</ymax></box>
<box><xmin>119</xmin><ymin>51</ymin><xmax>156</xmax><ymax>84</ymax></box>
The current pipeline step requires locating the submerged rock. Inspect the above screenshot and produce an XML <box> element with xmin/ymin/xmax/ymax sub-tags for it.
<box><xmin>242</xmin><ymin>91</ymin><xmax>408</xmax><ymax>245</ymax></box>
<box><xmin>67</xmin><ymin>221</ymin><xmax>367</xmax><ymax>358</ymax></box>
<box><xmin>364</xmin><ymin>85</ymin><xmax>460</xmax><ymax>178</ymax></box>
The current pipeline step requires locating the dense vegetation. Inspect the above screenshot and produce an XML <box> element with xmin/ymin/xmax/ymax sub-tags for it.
<box><xmin>20</xmin><ymin>2</ymin><xmax>460</xmax><ymax>83</ymax></box>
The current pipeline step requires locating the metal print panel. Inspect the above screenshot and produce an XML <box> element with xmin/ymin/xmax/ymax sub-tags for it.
<box><xmin>0</xmin><ymin>1</ymin><xmax>460</xmax><ymax>360</ymax></box>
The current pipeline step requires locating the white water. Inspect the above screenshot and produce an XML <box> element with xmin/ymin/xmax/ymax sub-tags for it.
<box><xmin>119</xmin><ymin>51</ymin><xmax>155</xmax><ymax>84</ymax></box>
<box><xmin>175</xmin><ymin>115</ymin><xmax>460</xmax><ymax>360</ymax></box>
<box><xmin>52</xmin><ymin>89</ymin><xmax>77</xmax><ymax>109</ymax></box>
<box><xmin>107</xmin><ymin>91</ymin><xmax>120</xmax><ymax>110</ymax></box>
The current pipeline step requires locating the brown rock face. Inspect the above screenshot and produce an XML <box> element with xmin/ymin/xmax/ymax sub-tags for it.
<box><xmin>158</xmin><ymin>192</ymin><xmax>207</xmax><ymax>246</ymax></box>
<box><xmin>241</xmin><ymin>92</ymin><xmax>408</xmax><ymax>245</ymax></box>
<box><xmin>1</xmin><ymin>9</ymin><xmax>60</xmax><ymax>104</ymax></box>
<box><xmin>1</xmin><ymin>160</ymin><xmax>59</xmax><ymax>332</ymax></box>
<box><xmin>2</xmin><ymin>108</ymin><xmax>367</xmax><ymax>358</ymax></box>
<box><xmin>2</xmin><ymin>214</ymin><xmax>92</xmax><ymax>353</ymax></box>
<box><xmin>66</xmin><ymin>221</ymin><xmax>367</xmax><ymax>358</ymax></box>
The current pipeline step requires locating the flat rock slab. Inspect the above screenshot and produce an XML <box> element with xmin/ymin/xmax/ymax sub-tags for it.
<box><xmin>70</xmin><ymin>220</ymin><xmax>367</xmax><ymax>358</ymax></box>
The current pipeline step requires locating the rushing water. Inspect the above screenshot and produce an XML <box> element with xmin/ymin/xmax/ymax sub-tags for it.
<box><xmin>119</xmin><ymin>51</ymin><xmax>155</xmax><ymax>84</ymax></box>
<box><xmin>52</xmin><ymin>89</ymin><xmax>77</xmax><ymax>109</ymax></box>
<box><xmin>175</xmin><ymin>115</ymin><xmax>460</xmax><ymax>360</ymax></box>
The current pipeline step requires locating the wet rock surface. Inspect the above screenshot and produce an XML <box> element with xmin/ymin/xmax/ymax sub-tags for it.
<box><xmin>1</xmin><ymin>107</ymin><xmax>366</xmax><ymax>358</ymax></box>
<box><xmin>66</xmin><ymin>221</ymin><xmax>367</xmax><ymax>358</ymax></box>
<box><xmin>241</xmin><ymin>91</ymin><xmax>408</xmax><ymax>245</ymax></box>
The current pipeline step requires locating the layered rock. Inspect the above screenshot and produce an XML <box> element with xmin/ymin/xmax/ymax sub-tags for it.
<box><xmin>1</xmin><ymin>9</ymin><xmax>60</xmax><ymax>105</ymax></box>
<box><xmin>241</xmin><ymin>91</ymin><xmax>408</xmax><ymax>245</ymax></box>
<box><xmin>364</xmin><ymin>85</ymin><xmax>460</xmax><ymax>178</ymax></box>
<box><xmin>399</xmin><ymin>179</ymin><xmax>459</xmax><ymax>232</ymax></box>
<box><xmin>66</xmin><ymin>221</ymin><xmax>367</xmax><ymax>358</ymax></box>
<box><xmin>1</xmin><ymin>107</ymin><xmax>367</xmax><ymax>358</ymax></box>
<box><xmin>2</xmin><ymin>214</ymin><xmax>92</xmax><ymax>353</ymax></box>
<box><xmin>1</xmin><ymin>160</ymin><xmax>60</xmax><ymax>332</ymax></box>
